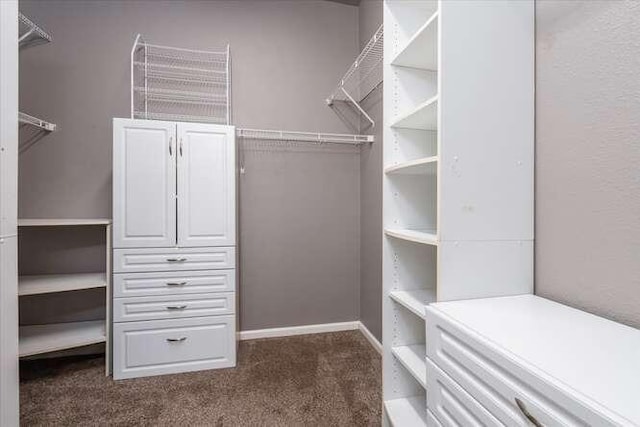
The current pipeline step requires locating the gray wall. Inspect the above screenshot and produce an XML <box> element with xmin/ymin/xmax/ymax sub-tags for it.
<box><xmin>358</xmin><ymin>0</ymin><xmax>383</xmax><ymax>342</ymax></box>
<box><xmin>19</xmin><ymin>0</ymin><xmax>361</xmax><ymax>331</ymax></box>
<box><xmin>535</xmin><ymin>0</ymin><xmax>640</xmax><ymax>328</ymax></box>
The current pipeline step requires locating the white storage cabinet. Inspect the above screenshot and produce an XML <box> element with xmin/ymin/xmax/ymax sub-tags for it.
<box><xmin>112</xmin><ymin>118</ymin><xmax>237</xmax><ymax>380</ymax></box>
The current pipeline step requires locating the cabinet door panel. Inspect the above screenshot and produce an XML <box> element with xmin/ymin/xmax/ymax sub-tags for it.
<box><xmin>113</xmin><ymin>119</ymin><xmax>176</xmax><ymax>248</ymax></box>
<box><xmin>177</xmin><ymin>123</ymin><xmax>235</xmax><ymax>247</ymax></box>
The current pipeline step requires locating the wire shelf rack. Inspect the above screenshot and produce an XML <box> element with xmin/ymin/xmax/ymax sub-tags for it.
<box><xmin>327</xmin><ymin>24</ymin><xmax>383</xmax><ymax>127</ymax></box>
<box><xmin>19</xmin><ymin>112</ymin><xmax>56</xmax><ymax>132</ymax></box>
<box><xmin>131</xmin><ymin>34</ymin><xmax>231</xmax><ymax>125</ymax></box>
<box><xmin>236</xmin><ymin>128</ymin><xmax>373</xmax><ymax>145</ymax></box>
<box><xmin>19</xmin><ymin>13</ymin><xmax>51</xmax><ymax>50</ymax></box>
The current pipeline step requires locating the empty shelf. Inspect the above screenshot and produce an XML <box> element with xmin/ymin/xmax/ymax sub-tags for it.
<box><xmin>19</xmin><ymin>320</ymin><xmax>106</xmax><ymax>357</ymax></box>
<box><xmin>392</xmin><ymin>11</ymin><xmax>438</xmax><ymax>70</ymax></box>
<box><xmin>384</xmin><ymin>396</ymin><xmax>427</xmax><ymax>426</ymax></box>
<box><xmin>385</xmin><ymin>229</ymin><xmax>438</xmax><ymax>246</ymax></box>
<box><xmin>390</xmin><ymin>96</ymin><xmax>438</xmax><ymax>130</ymax></box>
<box><xmin>19</xmin><ymin>273</ymin><xmax>107</xmax><ymax>296</ymax></box>
<box><xmin>385</xmin><ymin>156</ymin><xmax>438</xmax><ymax>175</ymax></box>
<box><xmin>18</xmin><ymin>218</ymin><xmax>111</xmax><ymax>227</ymax></box>
<box><xmin>392</xmin><ymin>345</ymin><xmax>427</xmax><ymax>389</ymax></box>
<box><xmin>389</xmin><ymin>289</ymin><xmax>437</xmax><ymax>319</ymax></box>
<box><xmin>18</xmin><ymin>112</ymin><xmax>56</xmax><ymax>132</ymax></box>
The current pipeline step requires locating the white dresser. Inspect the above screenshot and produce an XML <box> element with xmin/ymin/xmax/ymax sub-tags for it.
<box><xmin>111</xmin><ymin>118</ymin><xmax>237</xmax><ymax>380</ymax></box>
<box><xmin>426</xmin><ymin>295</ymin><xmax>640</xmax><ymax>427</ymax></box>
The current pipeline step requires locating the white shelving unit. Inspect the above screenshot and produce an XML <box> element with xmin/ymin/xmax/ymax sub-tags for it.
<box><xmin>131</xmin><ymin>34</ymin><xmax>231</xmax><ymax>125</ymax></box>
<box><xmin>17</xmin><ymin>219</ymin><xmax>112</xmax><ymax>374</ymax></box>
<box><xmin>382</xmin><ymin>1</ymin><xmax>534</xmax><ymax>425</ymax></box>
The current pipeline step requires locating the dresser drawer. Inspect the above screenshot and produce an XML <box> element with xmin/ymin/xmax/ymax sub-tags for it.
<box><xmin>426</xmin><ymin>358</ymin><xmax>503</xmax><ymax>427</ymax></box>
<box><xmin>113</xmin><ymin>247</ymin><xmax>235</xmax><ymax>273</ymax></box>
<box><xmin>113</xmin><ymin>269</ymin><xmax>235</xmax><ymax>298</ymax></box>
<box><xmin>113</xmin><ymin>316</ymin><xmax>236</xmax><ymax>380</ymax></box>
<box><xmin>426</xmin><ymin>307</ymin><xmax>616</xmax><ymax>427</ymax></box>
<box><xmin>113</xmin><ymin>292</ymin><xmax>234</xmax><ymax>322</ymax></box>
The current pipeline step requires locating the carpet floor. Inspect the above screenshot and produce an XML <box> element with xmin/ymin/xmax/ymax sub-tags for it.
<box><xmin>20</xmin><ymin>330</ymin><xmax>382</xmax><ymax>426</ymax></box>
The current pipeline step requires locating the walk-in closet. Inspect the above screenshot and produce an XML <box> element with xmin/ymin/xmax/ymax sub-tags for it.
<box><xmin>1</xmin><ymin>0</ymin><xmax>639</xmax><ymax>426</ymax></box>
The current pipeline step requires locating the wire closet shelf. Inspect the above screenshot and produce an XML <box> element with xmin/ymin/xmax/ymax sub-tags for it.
<box><xmin>326</xmin><ymin>24</ymin><xmax>383</xmax><ymax>127</ymax></box>
<box><xmin>19</xmin><ymin>12</ymin><xmax>51</xmax><ymax>49</ymax></box>
<box><xmin>236</xmin><ymin>128</ymin><xmax>373</xmax><ymax>146</ymax></box>
<box><xmin>131</xmin><ymin>34</ymin><xmax>231</xmax><ymax>125</ymax></box>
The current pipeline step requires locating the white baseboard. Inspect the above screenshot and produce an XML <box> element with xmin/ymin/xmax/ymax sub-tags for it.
<box><xmin>238</xmin><ymin>320</ymin><xmax>383</xmax><ymax>354</ymax></box>
<box><xmin>358</xmin><ymin>321</ymin><xmax>382</xmax><ymax>354</ymax></box>
<box><xmin>239</xmin><ymin>321</ymin><xmax>359</xmax><ymax>341</ymax></box>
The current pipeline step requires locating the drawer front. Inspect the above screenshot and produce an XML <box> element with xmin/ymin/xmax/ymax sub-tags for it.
<box><xmin>113</xmin><ymin>247</ymin><xmax>235</xmax><ymax>273</ymax></box>
<box><xmin>113</xmin><ymin>292</ymin><xmax>235</xmax><ymax>322</ymax></box>
<box><xmin>113</xmin><ymin>270</ymin><xmax>235</xmax><ymax>298</ymax></box>
<box><xmin>113</xmin><ymin>316</ymin><xmax>236</xmax><ymax>380</ymax></box>
<box><xmin>427</xmin><ymin>409</ymin><xmax>443</xmax><ymax>427</ymax></box>
<box><xmin>426</xmin><ymin>308</ymin><xmax>615</xmax><ymax>427</ymax></box>
<box><xmin>426</xmin><ymin>358</ymin><xmax>503</xmax><ymax>427</ymax></box>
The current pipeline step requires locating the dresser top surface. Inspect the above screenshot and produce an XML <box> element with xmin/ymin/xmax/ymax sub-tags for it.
<box><xmin>430</xmin><ymin>294</ymin><xmax>640</xmax><ymax>425</ymax></box>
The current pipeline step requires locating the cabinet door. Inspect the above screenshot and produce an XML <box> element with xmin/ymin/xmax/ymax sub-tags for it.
<box><xmin>113</xmin><ymin>119</ymin><xmax>176</xmax><ymax>248</ymax></box>
<box><xmin>177</xmin><ymin>123</ymin><xmax>235</xmax><ymax>247</ymax></box>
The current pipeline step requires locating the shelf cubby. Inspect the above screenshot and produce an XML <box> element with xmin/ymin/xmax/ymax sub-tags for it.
<box><xmin>18</xmin><ymin>272</ymin><xmax>107</xmax><ymax>296</ymax></box>
<box><xmin>389</xmin><ymin>288</ymin><xmax>436</xmax><ymax>319</ymax></box>
<box><xmin>392</xmin><ymin>344</ymin><xmax>427</xmax><ymax>388</ymax></box>
<box><xmin>391</xmin><ymin>95</ymin><xmax>438</xmax><ymax>130</ymax></box>
<box><xmin>384</xmin><ymin>395</ymin><xmax>427</xmax><ymax>426</ymax></box>
<box><xmin>19</xmin><ymin>320</ymin><xmax>106</xmax><ymax>357</ymax></box>
<box><xmin>385</xmin><ymin>156</ymin><xmax>437</xmax><ymax>175</ymax></box>
<box><xmin>391</xmin><ymin>11</ymin><xmax>438</xmax><ymax>71</ymax></box>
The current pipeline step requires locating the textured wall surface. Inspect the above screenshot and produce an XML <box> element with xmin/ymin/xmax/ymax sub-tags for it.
<box><xmin>536</xmin><ymin>0</ymin><xmax>640</xmax><ymax>328</ymax></box>
<box><xmin>19</xmin><ymin>0</ymin><xmax>361</xmax><ymax>331</ymax></box>
<box><xmin>358</xmin><ymin>0</ymin><xmax>383</xmax><ymax>342</ymax></box>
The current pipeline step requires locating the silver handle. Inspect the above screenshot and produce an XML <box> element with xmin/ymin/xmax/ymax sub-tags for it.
<box><xmin>169</xmin><ymin>137</ymin><xmax>173</xmax><ymax>156</ymax></box>
<box><xmin>166</xmin><ymin>257</ymin><xmax>187</xmax><ymax>262</ymax></box>
<box><xmin>166</xmin><ymin>281</ymin><xmax>187</xmax><ymax>287</ymax></box>
<box><xmin>515</xmin><ymin>398</ymin><xmax>543</xmax><ymax>427</ymax></box>
<box><xmin>166</xmin><ymin>337</ymin><xmax>187</xmax><ymax>343</ymax></box>
<box><xmin>179</xmin><ymin>139</ymin><xmax>183</xmax><ymax>156</ymax></box>
<box><xmin>166</xmin><ymin>305</ymin><xmax>187</xmax><ymax>310</ymax></box>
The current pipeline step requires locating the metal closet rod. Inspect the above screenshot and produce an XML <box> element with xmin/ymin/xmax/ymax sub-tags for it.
<box><xmin>236</xmin><ymin>128</ymin><xmax>374</xmax><ymax>145</ymax></box>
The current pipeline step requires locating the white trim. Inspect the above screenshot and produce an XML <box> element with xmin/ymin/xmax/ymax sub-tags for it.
<box><xmin>358</xmin><ymin>321</ymin><xmax>383</xmax><ymax>354</ymax></box>
<box><xmin>239</xmin><ymin>321</ymin><xmax>359</xmax><ymax>341</ymax></box>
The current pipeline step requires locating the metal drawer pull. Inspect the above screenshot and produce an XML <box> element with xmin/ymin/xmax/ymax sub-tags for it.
<box><xmin>166</xmin><ymin>305</ymin><xmax>187</xmax><ymax>310</ymax></box>
<box><xmin>166</xmin><ymin>281</ymin><xmax>187</xmax><ymax>287</ymax></box>
<box><xmin>166</xmin><ymin>337</ymin><xmax>187</xmax><ymax>343</ymax></box>
<box><xmin>166</xmin><ymin>257</ymin><xmax>187</xmax><ymax>262</ymax></box>
<box><xmin>515</xmin><ymin>398</ymin><xmax>543</xmax><ymax>427</ymax></box>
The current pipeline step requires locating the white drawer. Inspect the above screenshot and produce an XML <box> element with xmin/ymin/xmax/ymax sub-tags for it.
<box><xmin>426</xmin><ymin>358</ymin><xmax>503</xmax><ymax>427</ymax></box>
<box><xmin>113</xmin><ymin>292</ymin><xmax>235</xmax><ymax>322</ymax></box>
<box><xmin>426</xmin><ymin>308</ymin><xmax>616</xmax><ymax>427</ymax></box>
<box><xmin>113</xmin><ymin>316</ymin><xmax>236</xmax><ymax>380</ymax></box>
<box><xmin>113</xmin><ymin>270</ymin><xmax>235</xmax><ymax>298</ymax></box>
<box><xmin>113</xmin><ymin>247</ymin><xmax>235</xmax><ymax>273</ymax></box>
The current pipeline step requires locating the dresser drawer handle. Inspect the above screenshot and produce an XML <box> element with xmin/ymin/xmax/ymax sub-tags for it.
<box><xmin>166</xmin><ymin>305</ymin><xmax>187</xmax><ymax>310</ymax></box>
<box><xmin>166</xmin><ymin>281</ymin><xmax>187</xmax><ymax>287</ymax></box>
<box><xmin>515</xmin><ymin>398</ymin><xmax>543</xmax><ymax>427</ymax></box>
<box><xmin>166</xmin><ymin>257</ymin><xmax>187</xmax><ymax>262</ymax></box>
<box><xmin>166</xmin><ymin>337</ymin><xmax>187</xmax><ymax>343</ymax></box>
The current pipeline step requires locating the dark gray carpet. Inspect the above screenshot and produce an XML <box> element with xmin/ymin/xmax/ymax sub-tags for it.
<box><xmin>20</xmin><ymin>330</ymin><xmax>382</xmax><ymax>426</ymax></box>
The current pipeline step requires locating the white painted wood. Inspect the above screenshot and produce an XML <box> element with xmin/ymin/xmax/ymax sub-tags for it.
<box><xmin>385</xmin><ymin>156</ymin><xmax>438</xmax><ymax>175</ymax></box>
<box><xmin>426</xmin><ymin>358</ymin><xmax>501</xmax><ymax>427</ymax></box>
<box><xmin>113</xmin><ymin>315</ymin><xmax>236</xmax><ymax>380</ymax></box>
<box><xmin>113</xmin><ymin>118</ymin><xmax>176</xmax><ymax>248</ymax></box>
<box><xmin>113</xmin><ymin>269</ymin><xmax>235</xmax><ymax>298</ymax></box>
<box><xmin>18</xmin><ymin>218</ymin><xmax>111</xmax><ymax>227</ymax></box>
<box><xmin>114</xmin><ymin>292</ymin><xmax>234</xmax><ymax>322</ymax></box>
<box><xmin>177</xmin><ymin>123</ymin><xmax>236</xmax><ymax>247</ymax></box>
<box><xmin>391</xmin><ymin>95</ymin><xmax>438</xmax><ymax>130</ymax></box>
<box><xmin>389</xmin><ymin>289</ymin><xmax>436</xmax><ymax>319</ymax></box>
<box><xmin>438</xmin><ymin>240</ymin><xmax>533</xmax><ymax>301</ymax></box>
<box><xmin>19</xmin><ymin>320</ymin><xmax>106</xmax><ymax>357</ymax></box>
<box><xmin>385</xmin><ymin>229</ymin><xmax>437</xmax><ymax>246</ymax></box>
<box><xmin>427</xmin><ymin>296</ymin><xmax>640</xmax><ymax>426</ymax></box>
<box><xmin>438</xmin><ymin>0</ymin><xmax>534</xmax><ymax>241</ymax></box>
<box><xmin>113</xmin><ymin>247</ymin><xmax>235</xmax><ymax>273</ymax></box>
<box><xmin>0</xmin><ymin>3</ymin><xmax>19</xmax><ymax>422</ymax></box>
<box><xmin>358</xmin><ymin>321</ymin><xmax>382</xmax><ymax>354</ymax></box>
<box><xmin>391</xmin><ymin>11</ymin><xmax>438</xmax><ymax>70</ymax></box>
<box><xmin>426</xmin><ymin>410</ymin><xmax>443</xmax><ymax>427</ymax></box>
<box><xmin>18</xmin><ymin>272</ymin><xmax>107</xmax><ymax>296</ymax></box>
<box><xmin>238</xmin><ymin>321</ymin><xmax>359</xmax><ymax>340</ymax></box>
<box><xmin>385</xmin><ymin>396</ymin><xmax>427</xmax><ymax>427</ymax></box>
<box><xmin>105</xmin><ymin>223</ymin><xmax>112</xmax><ymax>376</ymax></box>
<box><xmin>392</xmin><ymin>344</ymin><xmax>426</xmax><ymax>389</ymax></box>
